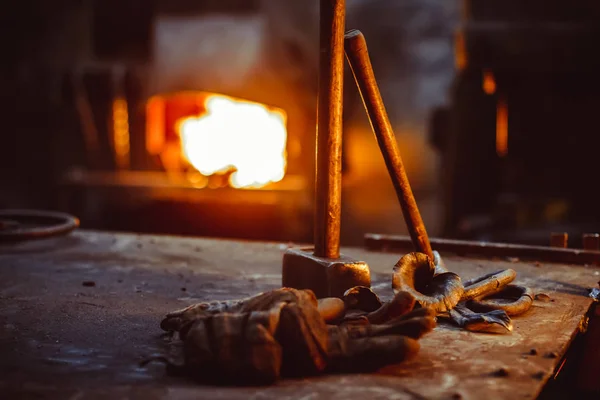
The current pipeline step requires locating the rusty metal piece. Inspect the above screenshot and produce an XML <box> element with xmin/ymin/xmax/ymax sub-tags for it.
<box><xmin>582</xmin><ymin>233</ymin><xmax>600</xmax><ymax>251</ymax></box>
<box><xmin>392</xmin><ymin>252</ymin><xmax>464</xmax><ymax>312</ymax></box>
<box><xmin>468</xmin><ymin>285</ymin><xmax>534</xmax><ymax>316</ymax></box>
<box><xmin>462</xmin><ymin>269</ymin><xmax>517</xmax><ymax>301</ymax></box>
<box><xmin>390</xmin><ymin>247</ymin><xmax>532</xmax><ymax>333</ymax></box>
<box><xmin>448</xmin><ymin>304</ymin><xmax>513</xmax><ymax>334</ymax></box>
<box><xmin>314</xmin><ymin>0</ymin><xmax>345</xmax><ymax>259</ymax></box>
<box><xmin>0</xmin><ymin>209</ymin><xmax>79</xmax><ymax>243</ymax></box>
<box><xmin>282</xmin><ymin>248</ymin><xmax>370</xmax><ymax>299</ymax></box>
<box><xmin>364</xmin><ymin>233</ymin><xmax>600</xmax><ymax>266</ymax></box>
<box><xmin>445</xmin><ymin>284</ymin><xmax>533</xmax><ymax>333</ymax></box>
<box><xmin>344</xmin><ymin>29</ymin><xmax>433</xmax><ymax>261</ymax></box>
<box><xmin>550</xmin><ymin>232</ymin><xmax>568</xmax><ymax>248</ymax></box>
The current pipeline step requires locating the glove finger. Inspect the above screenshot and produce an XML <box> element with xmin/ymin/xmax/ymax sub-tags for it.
<box><xmin>317</xmin><ymin>297</ymin><xmax>346</xmax><ymax>323</ymax></box>
<box><xmin>161</xmin><ymin>303</ymin><xmax>210</xmax><ymax>332</ymax></box>
<box><xmin>327</xmin><ymin>334</ymin><xmax>420</xmax><ymax>373</ymax></box>
<box><xmin>161</xmin><ymin>288</ymin><xmax>313</xmax><ymax>332</ymax></box>
<box><xmin>366</xmin><ymin>291</ymin><xmax>416</xmax><ymax>324</ymax></box>
<box><xmin>370</xmin><ymin>316</ymin><xmax>436</xmax><ymax>339</ymax></box>
<box><xmin>276</xmin><ymin>299</ymin><xmax>328</xmax><ymax>377</ymax></box>
<box><xmin>181</xmin><ymin>312</ymin><xmax>282</xmax><ymax>385</ymax></box>
<box><xmin>342</xmin><ymin>286</ymin><xmax>383</xmax><ymax>312</ymax></box>
<box><xmin>388</xmin><ymin>306</ymin><xmax>436</xmax><ymax>322</ymax></box>
<box><xmin>340</xmin><ymin>314</ymin><xmax>370</xmax><ymax>327</ymax></box>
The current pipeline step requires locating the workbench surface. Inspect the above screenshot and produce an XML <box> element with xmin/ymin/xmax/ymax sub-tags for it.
<box><xmin>0</xmin><ymin>231</ymin><xmax>597</xmax><ymax>399</ymax></box>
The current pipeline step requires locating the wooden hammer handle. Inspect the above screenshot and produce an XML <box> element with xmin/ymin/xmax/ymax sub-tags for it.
<box><xmin>314</xmin><ymin>0</ymin><xmax>346</xmax><ymax>259</ymax></box>
<box><xmin>344</xmin><ymin>29</ymin><xmax>434</xmax><ymax>261</ymax></box>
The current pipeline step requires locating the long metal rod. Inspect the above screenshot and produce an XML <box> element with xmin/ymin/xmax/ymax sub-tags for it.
<box><xmin>364</xmin><ymin>233</ymin><xmax>600</xmax><ymax>267</ymax></box>
<box><xmin>314</xmin><ymin>0</ymin><xmax>345</xmax><ymax>259</ymax></box>
<box><xmin>344</xmin><ymin>29</ymin><xmax>434</xmax><ymax>261</ymax></box>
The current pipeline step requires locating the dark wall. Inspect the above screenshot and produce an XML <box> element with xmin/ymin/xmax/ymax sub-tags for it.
<box><xmin>0</xmin><ymin>2</ymin><xmax>79</xmax><ymax>208</ymax></box>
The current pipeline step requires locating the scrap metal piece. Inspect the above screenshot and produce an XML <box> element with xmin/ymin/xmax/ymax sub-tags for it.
<box><xmin>433</xmin><ymin>250</ymin><xmax>448</xmax><ymax>272</ymax></box>
<box><xmin>393</xmin><ymin>252</ymin><xmax>464</xmax><ymax>312</ymax></box>
<box><xmin>468</xmin><ymin>285</ymin><xmax>534</xmax><ymax>316</ymax></box>
<box><xmin>391</xmin><ymin>252</ymin><xmax>530</xmax><ymax>334</ymax></box>
<box><xmin>462</xmin><ymin>269</ymin><xmax>517</xmax><ymax>301</ymax></box>
<box><xmin>449</xmin><ymin>304</ymin><xmax>513</xmax><ymax>334</ymax></box>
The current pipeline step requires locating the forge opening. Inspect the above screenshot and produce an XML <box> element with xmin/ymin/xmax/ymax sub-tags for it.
<box><xmin>146</xmin><ymin>91</ymin><xmax>288</xmax><ymax>189</ymax></box>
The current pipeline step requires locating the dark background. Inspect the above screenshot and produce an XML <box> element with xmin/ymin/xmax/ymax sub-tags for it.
<box><xmin>2</xmin><ymin>0</ymin><xmax>600</xmax><ymax>248</ymax></box>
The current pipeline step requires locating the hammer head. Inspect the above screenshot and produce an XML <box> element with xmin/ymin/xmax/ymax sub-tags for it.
<box><xmin>282</xmin><ymin>248</ymin><xmax>371</xmax><ymax>299</ymax></box>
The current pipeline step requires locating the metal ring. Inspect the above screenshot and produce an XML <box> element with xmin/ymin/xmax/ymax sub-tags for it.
<box><xmin>0</xmin><ymin>209</ymin><xmax>80</xmax><ymax>242</ymax></box>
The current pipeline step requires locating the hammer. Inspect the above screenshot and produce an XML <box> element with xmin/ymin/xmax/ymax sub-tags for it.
<box><xmin>282</xmin><ymin>0</ymin><xmax>371</xmax><ymax>298</ymax></box>
<box><xmin>344</xmin><ymin>29</ymin><xmax>436</xmax><ymax>263</ymax></box>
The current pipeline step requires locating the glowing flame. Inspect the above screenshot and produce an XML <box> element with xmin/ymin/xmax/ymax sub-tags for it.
<box><xmin>482</xmin><ymin>69</ymin><xmax>496</xmax><ymax>95</ymax></box>
<box><xmin>496</xmin><ymin>96</ymin><xmax>508</xmax><ymax>158</ymax></box>
<box><xmin>176</xmin><ymin>94</ymin><xmax>287</xmax><ymax>188</ymax></box>
<box><xmin>112</xmin><ymin>97</ymin><xmax>131</xmax><ymax>169</ymax></box>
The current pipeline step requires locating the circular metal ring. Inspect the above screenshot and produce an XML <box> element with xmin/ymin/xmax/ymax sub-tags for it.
<box><xmin>0</xmin><ymin>209</ymin><xmax>80</xmax><ymax>243</ymax></box>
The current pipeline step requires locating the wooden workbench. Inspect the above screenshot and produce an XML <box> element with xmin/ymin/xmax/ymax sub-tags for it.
<box><xmin>0</xmin><ymin>231</ymin><xmax>597</xmax><ymax>399</ymax></box>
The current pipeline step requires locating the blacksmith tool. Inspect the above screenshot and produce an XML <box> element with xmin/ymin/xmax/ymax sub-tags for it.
<box><xmin>282</xmin><ymin>0</ymin><xmax>370</xmax><ymax>299</ymax></box>
<box><xmin>344</xmin><ymin>29</ymin><xmax>435</xmax><ymax>262</ymax></box>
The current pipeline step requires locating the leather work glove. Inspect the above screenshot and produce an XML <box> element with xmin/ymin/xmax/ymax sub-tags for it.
<box><xmin>157</xmin><ymin>287</ymin><xmax>436</xmax><ymax>385</ymax></box>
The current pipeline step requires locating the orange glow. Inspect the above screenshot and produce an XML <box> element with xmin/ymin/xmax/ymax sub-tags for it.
<box><xmin>454</xmin><ymin>31</ymin><xmax>467</xmax><ymax>71</ymax></box>
<box><xmin>146</xmin><ymin>96</ymin><xmax>166</xmax><ymax>155</ymax></box>
<box><xmin>176</xmin><ymin>94</ymin><xmax>287</xmax><ymax>189</ymax></box>
<box><xmin>112</xmin><ymin>97</ymin><xmax>131</xmax><ymax>169</ymax></box>
<box><xmin>482</xmin><ymin>69</ymin><xmax>496</xmax><ymax>95</ymax></box>
<box><xmin>496</xmin><ymin>96</ymin><xmax>508</xmax><ymax>158</ymax></box>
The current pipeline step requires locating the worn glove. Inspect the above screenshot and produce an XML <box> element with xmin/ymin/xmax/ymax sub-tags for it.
<box><xmin>158</xmin><ymin>287</ymin><xmax>436</xmax><ymax>385</ymax></box>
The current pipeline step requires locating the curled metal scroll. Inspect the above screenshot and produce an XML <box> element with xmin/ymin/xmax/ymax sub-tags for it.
<box><xmin>0</xmin><ymin>209</ymin><xmax>79</xmax><ymax>242</ymax></box>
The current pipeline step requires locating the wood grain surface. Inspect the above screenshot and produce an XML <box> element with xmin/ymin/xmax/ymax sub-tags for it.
<box><xmin>0</xmin><ymin>231</ymin><xmax>597</xmax><ymax>399</ymax></box>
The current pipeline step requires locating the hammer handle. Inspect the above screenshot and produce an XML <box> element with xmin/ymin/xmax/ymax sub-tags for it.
<box><xmin>344</xmin><ymin>29</ymin><xmax>434</xmax><ymax>261</ymax></box>
<box><xmin>314</xmin><ymin>0</ymin><xmax>345</xmax><ymax>259</ymax></box>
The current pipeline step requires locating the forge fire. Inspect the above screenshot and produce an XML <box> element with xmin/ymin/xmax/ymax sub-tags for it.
<box><xmin>147</xmin><ymin>92</ymin><xmax>288</xmax><ymax>189</ymax></box>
